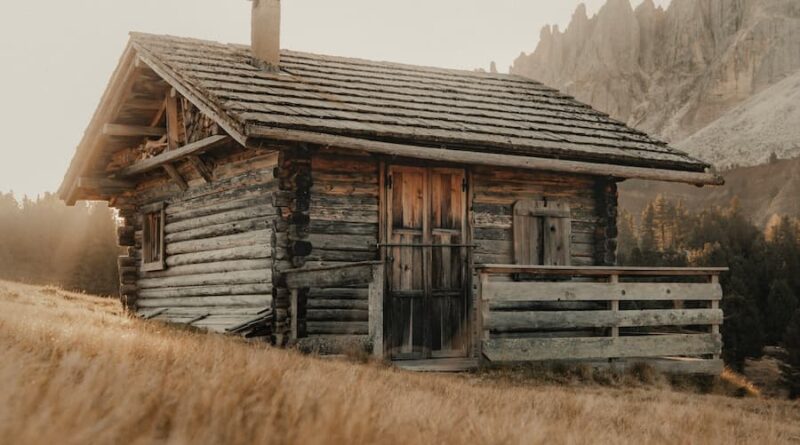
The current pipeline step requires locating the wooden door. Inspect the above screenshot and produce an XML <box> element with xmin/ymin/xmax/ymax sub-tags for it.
<box><xmin>386</xmin><ymin>166</ymin><xmax>469</xmax><ymax>360</ymax></box>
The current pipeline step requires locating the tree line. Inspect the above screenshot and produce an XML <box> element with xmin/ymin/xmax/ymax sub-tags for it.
<box><xmin>0</xmin><ymin>192</ymin><xmax>120</xmax><ymax>296</ymax></box>
<box><xmin>619</xmin><ymin>195</ymin><xmax>800</xmax><ymax>397</ymax></box>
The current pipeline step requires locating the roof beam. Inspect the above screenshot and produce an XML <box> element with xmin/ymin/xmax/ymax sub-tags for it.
<box><xmin>246</xmin><ymin>127</ymin><xmax>724</xmax><ymax>186</ymax></box>
<box><xmin>77</xmin><ymin>177</ymin><xmax>134</xmax><ymax>191</ymax></box>
<box><xmin>103</xmin><ymin>123</ymin><xmax>166</xmax><ymax>138</ymax></box>
<box><xmin>114</xmin><ymin>135</ymin><xmax>231</xmax><ymax>178</ymax></box>
<box><xmin>163</xmin><ymin>164</ymin><xmax>189</xmax><ymax>191</ymax></box>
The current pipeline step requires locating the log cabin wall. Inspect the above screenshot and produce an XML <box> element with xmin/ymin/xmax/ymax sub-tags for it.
<box><xmin>303</xmin><ymin>152</ymin><xmax>381</xmax><ymax>343</ymax></box>
<box><xmin>121</xmin><ymin>144</ymin><xmax>279</xmax><ymax>332</ymax></box>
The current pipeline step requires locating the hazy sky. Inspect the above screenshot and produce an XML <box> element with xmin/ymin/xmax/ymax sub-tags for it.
<box><xmin>0</xmin><ymin>0</ymin><xmax>670</xmax><ymax>198</ymax></box>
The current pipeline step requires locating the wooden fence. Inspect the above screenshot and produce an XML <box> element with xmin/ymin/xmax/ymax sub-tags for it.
<box><xmin>477</xmin><ymin>265</ymin><xmax>727</xmax><ymax>374</ymax></box>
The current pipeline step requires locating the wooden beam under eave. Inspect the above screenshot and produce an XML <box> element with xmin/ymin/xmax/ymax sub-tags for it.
<box><xmin>163</xmin><ymin>164</ymin><xmax>188</xmax><ymax>191</ymax></box>
<box><xmin>188</xmin><ymin>155</ymin><xmax>213</xmax><ymax>183</ymax></box>
<box><xmin>77</xmin><ymin>177</ymin><xmax>134</xmax><ymax>191</ymax></box>
<box><xmin>103</xmin><ymin>123</ymin><xmax>166</xmax><ymax>138</ymax></box>
<box><xmin>114</xmin><ymin>135</ymin><xmax>231</xmax><ymax>178</ymax></box>
<box><xmin>245</xmin><ymin>127</ymin><xmax>725</xmax><ymax>186</ymax></box>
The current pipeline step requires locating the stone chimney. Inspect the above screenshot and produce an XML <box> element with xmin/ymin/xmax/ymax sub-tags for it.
<box><xmin>251</xmin><ymin>0</ymin><xmax>281</xmax><ymax>70</ymax></box>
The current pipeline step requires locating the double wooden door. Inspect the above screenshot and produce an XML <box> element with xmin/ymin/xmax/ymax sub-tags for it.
<box><xmin>385</xmin><ymin>166</ymin><xmax>470</xmax><ymax>360</ymax></box>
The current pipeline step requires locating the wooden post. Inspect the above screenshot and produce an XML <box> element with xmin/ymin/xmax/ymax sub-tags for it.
<box><xmin>368</xmin><ymin>264</ymin><xmax>385</xmax><ymax>359</ymax></box>
<box><xmin>610</xmin><ymin>274</ymin><xmax>620</xmax><ymax>339</ymax></box>
<box><xmin>710</xmin><ymin>274</ymin><xmax>721</xmax><ymax>360</ymax></box>
<box><xmin>290</xmin><ymin>288</ymin><xmax>299</xmax><ymax>344</ymax></box>
<box><xmin>480</xmin><ymin>272</ymin><xmax>490</xmax><ymax>347</ymax></box>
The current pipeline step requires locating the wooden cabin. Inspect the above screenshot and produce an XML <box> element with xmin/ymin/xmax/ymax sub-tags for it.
<box><xmin>59</xmin><ymin>1</ymin><xmax>726</xmax><ymax>373</ymax></box>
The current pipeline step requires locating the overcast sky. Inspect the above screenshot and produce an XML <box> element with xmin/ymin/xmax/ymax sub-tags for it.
<box><xmin>0</xmin><ymin>0</ymin><xmax>670</xmax><ymax>198</ymax></box>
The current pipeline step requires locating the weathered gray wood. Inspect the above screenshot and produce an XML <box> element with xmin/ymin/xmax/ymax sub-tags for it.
<box><xmin>308</xmin><ymin>288</ymin><xmax>369</xmax><ymax>299</ymax></box>
<box><xmin>188</xmin><ymin>155</ymin><xmax>213</xmax><ymax>183</ymax></box>
<box><xmin>138</xmin><ymin>283</ymin><xmax>272</xmax><ymax>299</ymax></box>
<box><xmin>137</xmin><ymin>269</ymin><xmax>271</xmax><ymax>289</ymax></box>
<box><xmin>307</xmin><ymin>234</ymin><xmax>378</xmax><ymax>252</ymax></box>
<box><xmin>166</xmin><ymin>245</ymin><xmax>269</xmax><ymax>267</ymax></box>
<box><xmin>307</xmin><ymin>309</ymin><xmax>369</xmax><ymax>322</ymax></box>
<box><xmin>483</xmin><ymin>334</ymin><xmax>722</xmax><ymax>362</ymax></box>
<box><xmin>306</xmin><ymin>322</ymin><xmax>369</xmax><ymax>335</ymax></box>
<box><xmin>115</xmin><ymin>135</ymin><xmax>231</xmax><ymax>177</ymax></box>
<box><xmin>285</xmin><ymin>261</ymin><xmax>381</xmax><ymax>289</ymax></box>
<box><xmin>139</xmin><ymin>259</ymin><xmax>271</xmax><ymax>279</ymax></box>
<box><xmin>368</xmin><ymin>264</ymin><xmax>384</xmax><ymax>358</ymax></box>
<box><xmin>247</xmin><ymin>127</ymin><xmax>723</xmax><ymax>185</ymax></box>
<box><xmin>103</xmin><ymin>123</ymin><xmax>166</xmax><ymax>137</ymax></box>
<box><xmin>166</xmin><ymin>230</ymin><xmax>271</xmax><ymax>255</ymax></box>
<box><xmin>165</xmin><ymin>218</ymin><xmax>270</xmax><ymax>243</ymax></box>
<box><xmin>163</xmin><ymin>163</ymin><xmax>189</xmax><ymax>191</ymax></box>
<box><xmin>137</xmin><ymin>294</ymin><xmax>272</xmax><ymax>308</ymax></box>
<box><xmin>307</xmin><ymin>299</ymin><xmax>369</xmax><ymax>310</ymax></box>
<box><xmin>165</xmin><ymin>206</ymin><xmax>276</xmax><ymax>234</ymax></box>
<box><xmin>487</xmin><ymin>309</ymin><xmax>724</xmax><ymax>332</ymax></box>
<box><xmin>482</xmin><ymin>281</ymin><xmax>723</xmax><ymax>302</ymax></box>
<box><xmin>475</xmin><ymin>265</ymin><xmax>728</xmax><ymax>276</ymax></box>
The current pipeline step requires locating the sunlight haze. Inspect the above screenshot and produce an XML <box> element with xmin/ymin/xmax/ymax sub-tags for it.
<box><xmin>0</xmin><ymin>0</ymin><xmax>669</xmax><ymax>198</ymax></box>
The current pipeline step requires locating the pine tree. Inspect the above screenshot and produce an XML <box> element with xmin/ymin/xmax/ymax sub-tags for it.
<box><xmin>765</xmin><ymin>280</ymin><xmax>799</xmax><ymax>344</ymax></box>
<box><xmin>722</xmin><ymin>293</ymin><xmax>766</xmax><ymax>371</ymax></box>
<box><xmin>781</xmin><ymin>309</ymin><xmax>800</xmax><ymax>399</ymax></box>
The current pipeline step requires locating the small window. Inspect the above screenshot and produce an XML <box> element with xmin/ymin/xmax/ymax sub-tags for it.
<box><xmin>142</xmin><ymin>202</ymin><xmax>166</xmax><ymax>272</ymax></box>
<box><xmin>513</xmin><ymin>200</ymin><xmax>571</xmax><ymax>266</ymax></box>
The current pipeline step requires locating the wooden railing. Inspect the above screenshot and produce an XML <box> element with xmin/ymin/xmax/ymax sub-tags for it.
<box><xmin>284</xmin><ymin>261</ymin><xmax>384</xmax><ymax>356</ymax></box>
<box><xmin>476</xmin><ymin>265</ymin><xmax>727</xmax><ymax>374</ymax></box>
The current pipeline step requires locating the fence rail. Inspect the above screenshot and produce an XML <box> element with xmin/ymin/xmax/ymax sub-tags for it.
<box><xmin>476</xmin><ymin>265</ymin><xmax>727</xmax><ymax>374</ymax></box>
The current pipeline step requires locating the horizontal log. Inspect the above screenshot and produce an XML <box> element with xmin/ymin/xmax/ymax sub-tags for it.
<box><xmin>166</xmin><ymin>245</ymin><xmax>269</xmax><ymax>267</ymax></box>
<box><xmin>307</xmin><ymin>309</ymin><xmax>369</xmax><ymax>322</ymax></box>
<box><xmin>476</xmin><ymin>265</ymin><xmax>728</xmax><ymax>276</ymax></box>
<box><xmin>308</xmin><ymin>288</ymin><xmax>369</xmax><ymax>299</ymax></box>
<box><xmin>138</xmin><ymin>283</ymin><xmax>272</xmax><ymax>299</ymax></box>
<box><xmin>103</xmin><ymin>123</ymin><xmax>166</xmax><ymax>137</ymax></box>
<box><xmin>306</xmin><ymin>249</ymin><xmax>377</xmax><ymax>262</ymax></box>
<box><xmin>308</xmin><ymin>234</ymin><xmax>378</xmax><ymax>252</ymax></box>
<box><xmin>137</xmin><ymin>269</ymin><xmax>271</xmax><ymax>289</ymax></box>
<box><xmin>166</xmin><ymin>193</ymin><xmax>273</xmax><ymax>221</ymax></box>
<box><xmin>306</xmin><ymin>322</ymin><xmax>369</xmax><ymax>335</ymax></box>
<box><xmin>486</xmin><ymin>309</ymin><xmax>724</xmax><ymax>332</ymax></box>
<box><xmin>307</xmin><ymin>299</ymin><xmax>369</xmax><ymax>310</ymax></box>
<box><xmin>285</xmin><ymin>262</ymin><xmax>380</xmax><ymax>289</ymax></box>
<box><xmin>140</xmin><ymin>259</ymin><xmax>271</xmax><ymax>279</ymax></box>
<box><xmin>483</xmin><ymin>334</ymin><xmax>722</xmax><ymax>362</ymax></box>
<box><xmin>308</xmin><ymin>221</ymin><xmax>378</xmax><ymax>236</ymax></box>
<box><xmin>247</xmin><ymin>127</ymin><xmax>723</xmax><ymax>186</ymax></box>
<box><xmin>165</xmin><ymin>218</ymin><xmax>270</xmax><ymax>243</ymax></box>
<box><xmin>137</xmin><ymin>295</ymin><xmax>272</xmax><ymax>308</ymax></box>
<box><xmin>116</xmin><ymin>135</ymin><xmax>232</xmax><ymax>177</ymax></box>
<box><xmin>482</xmin><ymin>281</ymin><xmax>723</xmax><ymax>302</ymax></box>
<box><xmin>165</xmin><ymin>205</ymin><xmax>276</xmax><ymax>234</ymax></box>
<box><xmin>166</xmin><ymin>230</ymin><xmax>271</xmax><ymax>255</ymax></box>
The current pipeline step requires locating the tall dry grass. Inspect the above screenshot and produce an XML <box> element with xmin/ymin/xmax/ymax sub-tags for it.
<box><xmin>0</xmin><ymin>280</ymin><xmax>798</xmax><ymax>445</ymax></box>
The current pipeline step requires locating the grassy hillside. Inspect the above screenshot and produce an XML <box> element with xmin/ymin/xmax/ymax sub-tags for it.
<box><xmin>1</xmin><ymin>281</ymin><xmax>798</xmax><ymax>444</ymax></box>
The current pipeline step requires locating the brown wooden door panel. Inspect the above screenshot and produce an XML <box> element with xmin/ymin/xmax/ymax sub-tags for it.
<box><xmin>386</xmin><ymin>166</ymin><xmax>468</xmax><ymax>360</ymax></box>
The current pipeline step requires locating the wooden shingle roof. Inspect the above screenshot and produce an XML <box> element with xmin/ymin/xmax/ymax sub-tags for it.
<box><xmin>130</xmin><ymin>33</ymin><xmax>710</xmax><ymax>173</ymax></box>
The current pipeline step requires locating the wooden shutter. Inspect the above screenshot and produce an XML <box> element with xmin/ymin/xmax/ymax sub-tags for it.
<box><xmin>513</xmin><ymin>200</ymin><xmax>571</xmax><ymax>266</ymax></box>
<box><xmin>141</xmin><ymin>202</ymin><xmax>166</xmax><ymax>272</ymax></box>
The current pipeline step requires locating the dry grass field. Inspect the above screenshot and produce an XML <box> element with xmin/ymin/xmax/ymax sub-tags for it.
<box><xmin>0</xmin><ymin>280</ymin><xmax>798</xmax><ymax>445</ymax></box>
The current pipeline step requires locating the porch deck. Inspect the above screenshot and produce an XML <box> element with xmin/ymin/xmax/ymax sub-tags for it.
<box><xmin>284</xmin><ymin>263</ymin><xmax>727</xmax><ymax>375</ymax></box>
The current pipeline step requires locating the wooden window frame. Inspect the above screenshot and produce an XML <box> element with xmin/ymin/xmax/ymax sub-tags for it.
<box><xmin>513</xmin><ymin>200</ymin><xmax>572</xmax><ymax>267</ymax></box>
<box><xmin>141</xmin><ymin>202</ymin><xmax>166</xmax><ymax>272</ymax></box>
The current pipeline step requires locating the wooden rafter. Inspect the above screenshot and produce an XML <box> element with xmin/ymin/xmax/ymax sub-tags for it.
<box><xmin>77</xmin><ymin>177</ymin><xmax>134</xmax><ymax>192</ymax></box>
<box><xmin>103</xmin><ymin>123</ymin><xmax>166</xmax><ymax>138</ymax></box>
<box><xmin>162</xmin><ymin>164</ymin><xmax>188</xmax><ymax>191</ymax></box>
<box><xmin>115</xmin><ymin>135</ymin><xmax>231</xmax><ymax>178</ymax></box>
<box><xmin>188</xmin><ymin>155</ymin><xmax>213</xmax><ymax>183</ymax></box>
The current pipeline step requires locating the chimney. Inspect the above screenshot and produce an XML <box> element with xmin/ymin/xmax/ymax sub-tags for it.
<box><xmin>251</xmin><ymin>0</ymin><xmax>281</xmax><ymax>70</ymax></box>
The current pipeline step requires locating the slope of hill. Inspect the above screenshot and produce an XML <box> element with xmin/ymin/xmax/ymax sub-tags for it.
<box><xmin>1</xmin><ymin>281</ymin><xmax>799</xmax><ymax>444</ymax></box>
<box><xmin>620</xmin><ymin>156</ymin><xmax>800</xmax><ymax>227</ymax></box>
<box><xmin>512</xmin><ymin>0</ymin><xmax>800</xmax><ymax>143</ymax></box>
<box><xmin>677</xmin><ymin>70</ymin><xmax>800</xmax><ymax>168</ymax></box>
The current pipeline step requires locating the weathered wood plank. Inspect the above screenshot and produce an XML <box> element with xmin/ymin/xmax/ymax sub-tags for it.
<box><xmin>475</xmin><ymin>265</ymin><xmax>728</xmax><ymax>276</ymax></box>
<box><xmin>139</xmin><ymin>259</ymin><xmax>271</xmax><ymax>279</ymax></box>
<box><xmin>138</xmin><ymin>283</ymin><xmax>271</xmax><ymax>299</ymax></box>
<box><xmin>103</xmin><ymin>123</ymin><xmax>165</xmax><ymax>137</ymax></box>
<box><xmin>285</xmin><ymin>262</ymin><xmax>379</xmax><ymax>289</ymax></box>
<box><xmin>137</xmin><ymin>294</ymin><xmax>272</xmax><ymax>308</ymax></box>
<box><xmin>306</xmin><ymin>322</ymin><xmax>369</xmax><ymax>335</ymax></box>
<box><xmin>487</xmin><ymin>309</ymin><xmax>724</xmax><ymax>332</ymax></box>
<box><xmin>166</xmin><ymin>230</ymin><xmax>271</xmax><ymax>255</ymax></box>
<box><xmin>137</xmin><ymin>269</ymin><xmax>271</xmax><ymax>289</ymax></box>
<box><xmin>483</xmin><ymin>334</ymin><xmax>722</xmax><ymax>362</ymax></box>
<box><xmin>115</xmin><ymin>135</ymin><xmax>231</xmax><ymax>177</ymax></box>
<box><xmin>165</xmin><ymin>205</ymin><xmax>275</xmax><ymax>234</ymax></box>
<box><xmin>166</xmin><ymin>245</ymin><xmax>269</xmax><ymax>267</ymax></box>
<box><xmin>482</xmin><ymin>281</ymin><xmax>723</xmax><ymax>302</ymax></box>
<box><xmin>165</xmin><ymin>218</ymin><xmax>269</xmax><ymax>243</ymax></box>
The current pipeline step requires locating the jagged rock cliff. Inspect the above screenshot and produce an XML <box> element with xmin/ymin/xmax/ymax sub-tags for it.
<box><xmin>512</xmin><ymin>0</ymin><xmax>800</xmax><ymax>143</ymax></box>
